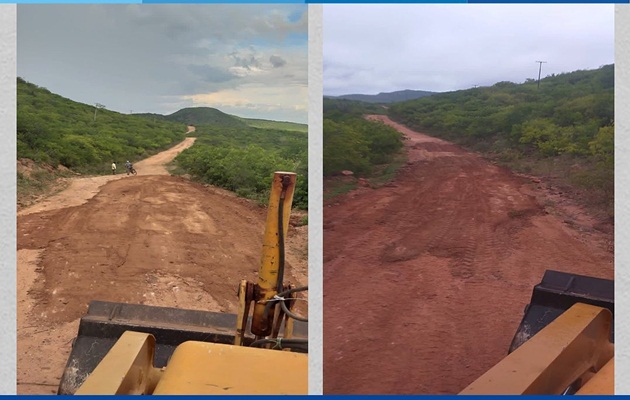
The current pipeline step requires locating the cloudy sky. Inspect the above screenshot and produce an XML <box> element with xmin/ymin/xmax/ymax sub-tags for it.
<box><xmin>324</xmin><ymin>5</ymin><xmax>614</xmax><ymax>96</ymax></box>
<box><xmin>18</xmin><ymin>5</ymin><xmax>308</xmax><ymax>123</ymax></box>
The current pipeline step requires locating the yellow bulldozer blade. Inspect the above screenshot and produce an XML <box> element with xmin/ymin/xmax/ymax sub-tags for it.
<box><xmin>75</xmin><ymin>331</ymin><xmax>307</xmax><ymax>395</ymax></box>
<box><xmin>58</xmin><ymin>300</ymin><xmax>306</xmax><ymax>394</ymax></box>
<box><xmin>460</xmin><ymin>303</ymin><xmax>613</xmax><ymax>395</ymax></box>
<box><xmin>461</xmin><ymin>270</ymin><xmax>614</xmax><ymax>395</ymax></box>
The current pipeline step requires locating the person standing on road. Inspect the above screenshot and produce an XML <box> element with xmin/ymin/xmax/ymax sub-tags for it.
<box><xmin>125</xmin><ymin>160</ymin><xmax>132</xmax><ymax>175</ymax></box>
<box><xmin>112</xmin><ymin>162</ymin><xmax>116</xmax><ymax>175</ymax></box>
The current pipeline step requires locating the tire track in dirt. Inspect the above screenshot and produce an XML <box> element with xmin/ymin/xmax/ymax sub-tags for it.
<box><xmin>17</xmin><ymin>136</ymin><xmax>308</xmax><ymax>394</ymax></box>
<box><xmin>323</xmin><ymin>115</ymin><xmax>612</xmax><ymax>394</ymax></box>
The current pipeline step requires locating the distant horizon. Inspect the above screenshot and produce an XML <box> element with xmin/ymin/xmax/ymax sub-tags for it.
<box><xmin>132</xmin><ymin>108</ymin><xmax>308</xmax><ymax>126</ymax></box>
<box><xmin>18</xmin><ymin>5</ymin><xmax>308</xmax><ymax>124</ymax></box>
<box><xmin>325</xmin><ymin>5</ymin><xmax>613</xmax><ymax>97</ymax></box>
<box><xmin>324</xmin><ymin>62</ymin><xmax>614</xmax><ymax>97</ymax></box>
<box><xmin>19</xmin><ymin>76</ymin><xmax>307</xmax><ymax>126</ymax></box>
<box><xmin>325</xmin><ymin>88</ymin><xmax>440</xmax><ymax>97</ymax></box>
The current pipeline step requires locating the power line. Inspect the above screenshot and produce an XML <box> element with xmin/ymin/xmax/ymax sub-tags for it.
<box><xmin>535</xmin><ymin>61</ymin><xmax>547</xmax><ymax>89</ymax></box>
<box><xmin>93</xmin><ymin>103</ymin><xmax>106</xmax><ymax>122</ymax></box>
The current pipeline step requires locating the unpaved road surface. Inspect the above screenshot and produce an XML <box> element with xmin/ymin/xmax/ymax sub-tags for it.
<box><xmin>17</xmin><ymin>137</ymin><xmax>308</xmax><ymax>394</ymax></box>
<box><xmin>323</xmin><ymin>116</ymin><xmax>613</xmax><ymax>394</ymax></box>
<box><xmin>17</xmin><ymin>138</ymin><xmax>197</xmax><ymax>217</ymax></box>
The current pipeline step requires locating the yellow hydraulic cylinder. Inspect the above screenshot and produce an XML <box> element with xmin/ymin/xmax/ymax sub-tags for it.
<box><xmin>251</xmin><ymin>172</ymin><xmax>296</xmax><ymax>336</ymax></box>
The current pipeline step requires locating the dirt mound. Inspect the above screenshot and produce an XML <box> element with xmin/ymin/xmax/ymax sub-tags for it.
<box><xmin>323</xmin><ymin>115</ymin><xmax>613</xmax><ymax>394</ymax></box>
<box><xmin>17</xmin><ymin>158</ymin><xmax>74</xmax><ymax>177</ymax></box>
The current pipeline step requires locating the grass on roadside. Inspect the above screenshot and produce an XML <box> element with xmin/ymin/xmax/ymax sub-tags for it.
<box><xmin>324</xmin><ymin>149</ymin><xmax>407</xmax><ymax>201</ymax></box>
<box><xmin>17</xmin><ymin>169</ymin><xmax>74</xmax><ymax>208</ymax></box>
<box><xmin>369</xmin><ymin>152</ymin><xmax>407</xmax><ymax>187</ymax></box>
<box><xmin>324</xmin><ymin>179</ymin><xmax>358</xmax><ymax>201</ymax></box>
<box><xmin>495</xmin><ymin>152</ymin><xmax>613</xmax><ymax>218</ymax></box>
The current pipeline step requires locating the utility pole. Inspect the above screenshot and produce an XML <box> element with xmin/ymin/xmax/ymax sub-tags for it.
<box><xmin>535</xmin><ymin>61</ymin><xmax>547</xmax><ymax>89</ymax></box>
<box><xmin>94</xmin><ymin>103</ymin><xmax>105</xmax><ymax>122</ymax></box>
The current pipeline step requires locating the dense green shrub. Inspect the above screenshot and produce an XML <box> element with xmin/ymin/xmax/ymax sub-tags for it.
<box><xmin>388</xmin><ymin>64</ymin><xmax>614</xmax><ymax>215</ymax></box>
<box><xmin>389</xmin><ymin>65</ymin><xmax>613</xmax><ymax>159</ymax></box>
<box><xmin>17</xmin><ymin>78</ymin><xmax>186</xmax><ymax>173</ymax></box>
<box><xmin>17</xmin><ymin>77</ymin><xmax>308</xmax><ymax>209</ymax></box>
<box><xmin>323</xmin><ymin>99</ymin><xmax>404</xmax><ymax>176</ymax></box>
<box><xmin>175</xmin><ymin>125</ymin><xmax>308</xmax><ymax>209</ymax></box>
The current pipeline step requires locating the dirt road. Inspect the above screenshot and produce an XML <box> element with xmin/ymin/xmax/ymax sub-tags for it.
<box><xmin>16</xmin><ymin>137</ymin><xmax>308</xmax><ymax>394</ymax></box>
<box><xmin>323</xmin><ymin>116</ymin><xmax>613</xmax><ymax>394</ymax></box>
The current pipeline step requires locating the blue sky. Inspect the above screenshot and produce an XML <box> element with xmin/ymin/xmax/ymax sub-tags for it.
<box><xmin>18</xmin><ymin>4</ymin><xmax>308</xmax><ymax>123</ymax></box>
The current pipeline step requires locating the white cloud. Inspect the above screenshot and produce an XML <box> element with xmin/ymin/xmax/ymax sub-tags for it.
<box><xmin>324</xmin><ymin>4</ymin><xmax>614</xmax><ymax>95</ymax></box>
<box><xmin>182</xmin><ymin>83</ymin><xmax>307</xmax><ymax>118</ymax></box>
<box><xmin>17</xmin><ymin>4</ymin><xmax>308</xmax><ymax>123</ymax></box>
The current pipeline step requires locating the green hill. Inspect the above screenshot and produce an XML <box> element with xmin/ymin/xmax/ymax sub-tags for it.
<box><xmin>17</xmin><ymin>77</ymin><xmax>187</xmax><ymax>171</ymax></box>
<box><xmin>17</xmin><ymin>77</ymin><xmax>188</xmax><ymax>207</ymax></box>
<box><xmin>389</xmin><ymin>65</ymin><xmax>613</xmax><ymax>153</ymax></box>
<box><xmin>323</xmin><ymin>98</ymin><xmax>404</xmax><ymax>177</ymax></box>
<box><xmin>133</xmin><ymin>112</ymin><xmax>169</xmax><ymax>122</ymax></box>
<box><xmin>163</xmin><ymin>107</ymin><xmax>248</xmax><ymax>127</ymax></box>
<box><xmin>324</xmin><ymin>65</ymin><xmax>614</xmax><ymax>215</ymax></box>
<box><xmin>326</xmin><ymin>89</ymin><xmax>438</xmax><ymax>104</ymax></box>
<box><xmin>389</xmin><ymin>64</ymin><xmax>614</xmax><ymax>215</ymax></box>
<box><xmin>174</xmin><ymin>123</ymin><xmax>308</xmax><ymax>209</ymax></box>
<box><xmin>136</xmin><ymin>107</ymin><xmax>307</xmax><ymax>133</ymax></box>
<box><xmin>238</xmin><ymin>117</ymin><xmax>307</xmax><ymax>133</ymax></box>
<box><xmin>17</xmin><ymin>78</ymin><xmax>308</xmax><ymax>210</ymax></box>
<box><xmin>323</xmin><ymin>98</ymin><xmax>389</xmax><ymax>120</ymax></box>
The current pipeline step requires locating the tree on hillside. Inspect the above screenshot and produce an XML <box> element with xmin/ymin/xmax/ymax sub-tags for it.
<box><xmin>17</xmin><ymin>78</ymin><xmax>186</xmax><ymax>172</ymax></box>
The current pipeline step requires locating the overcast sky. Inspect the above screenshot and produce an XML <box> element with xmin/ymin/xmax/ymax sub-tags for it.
<box><xmin>18</xmin><ymin>5</ymin><xmax>308</xmax><ymax>123</ymax></box>
<box><xmin>324</xmin><ymin>5</ymin><xmax>614</xmax><ymax>96</ymax></box>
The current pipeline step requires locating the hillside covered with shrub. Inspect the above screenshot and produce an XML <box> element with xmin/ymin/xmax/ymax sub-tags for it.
<box><xmin>326</xmin><ymin>89</ymin><xmax>437</xmax><ymax>104</ymax></box>
<box><xmin>136</xmin><ymin>107</ymin><xmax>308</xmax><ymax>133</ymax></box>
<box><xmin>18</xmin><ymin>77</ymin><xmax>187</xmax><ymax>173</ymax></box>
<box><xmin>389</xmin><ymin>64</ymin><xmax>614</xmax><ymax>215</ymax></box>
<box><xmin>175</xmin><ymin>124</ymin><xmax>308</xmax><ymax>209</ymax></box>
<box><xmin>162</xmin><ymin>107</ymin><xmax>249</xmax><ymax>128</ymax></box>
<box><xmin>323</xmin><ymin>98</ymin><xmax>403</xmax><ymax>178</ymax></box>
<box><xmin>17</xmin><ymin>78</ymin><xmax>308</xmax><ymax>210</ymax></box>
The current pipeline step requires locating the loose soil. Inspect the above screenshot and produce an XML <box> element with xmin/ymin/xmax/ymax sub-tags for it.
<box><xmin>323</xmin><ymin>116</ymin><xmax>613</xmax><ymax>394</ymax></box>
<box><xmin>17</xmin><ymin>136</ymin><xmax>308</xmax><ymax>394</ymax></box>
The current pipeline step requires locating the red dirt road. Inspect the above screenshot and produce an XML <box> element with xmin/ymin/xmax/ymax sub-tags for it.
<box><xmin>17</xmin><ymin>138</ymin><xmax>308</xmax><ymax>394</ymax></box>
<box><xmin>323</xmin><ymin>116</ymin><xmax>613</xmax><ymax>394</ymax></box>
